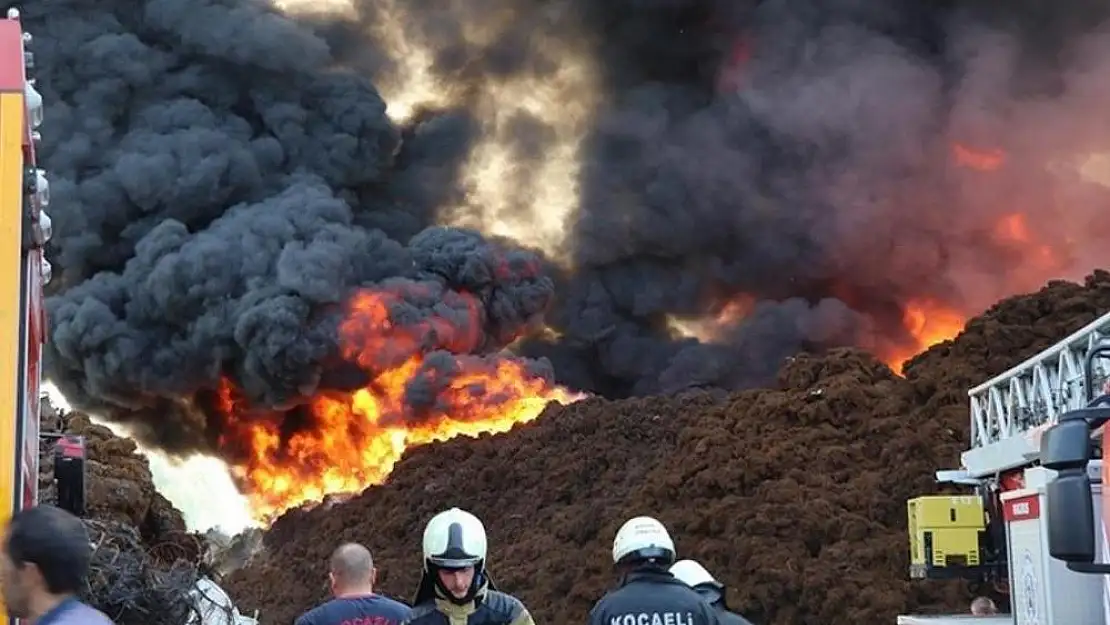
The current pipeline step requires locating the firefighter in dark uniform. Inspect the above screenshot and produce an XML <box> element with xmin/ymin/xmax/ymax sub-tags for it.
<box><xmin>589</xmin><ymin>517</ymin><xmax>721</xmax><ymax>625</ymax></box>
<box><xmin>670</xmin><ymin>560</ymin><xmax>756</xmax><ymax>625</ymax></box>
<box><xmin>406</xmin><ymin>507</ymin><xmax>535</xmax><ymax>625</ymax></box>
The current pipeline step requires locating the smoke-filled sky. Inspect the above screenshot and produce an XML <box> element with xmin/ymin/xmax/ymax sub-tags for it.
<box><xmin>31</xmin><ymin>0</ymin><xmax>1110</xmax><ymax>455</ymax></box>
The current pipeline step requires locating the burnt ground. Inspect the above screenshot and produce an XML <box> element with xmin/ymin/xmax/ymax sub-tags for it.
<box><xmin>221</xmin><ymin>270</ymin><xmax>1110</xmax><ymax>625</ymax></box>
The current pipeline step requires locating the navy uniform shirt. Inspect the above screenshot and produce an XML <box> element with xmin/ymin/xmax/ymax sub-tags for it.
<box><xmin>296</xmin><ymin>594</ymin><xmax>413</xmax><ymax>625</ymax></box>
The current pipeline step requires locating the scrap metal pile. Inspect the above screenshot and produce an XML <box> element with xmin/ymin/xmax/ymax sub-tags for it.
<box><xmin>38</xmin><ymin>401</ymin><xmax>208</xmax><ymax>625</ymax></box>
<box><xmin>81</xmin><ymin>520</ymin><xmax>201</xmax><ymax>625</ymax></box>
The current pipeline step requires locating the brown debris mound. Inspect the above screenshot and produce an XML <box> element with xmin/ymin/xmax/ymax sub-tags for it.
<box><xmin>225</xmin><ymin>270</ymin><xmax>1110</xmax><ymax>625</ymax></box>
<box><xmin>39</xmin><ymin>399</ymin><xmax>196</xmax><ymax>556</ymax></box>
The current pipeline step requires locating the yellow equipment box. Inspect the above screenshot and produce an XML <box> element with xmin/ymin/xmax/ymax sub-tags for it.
<box><xmin>907</xmin><ymin>495</ymin><xmax>986</xmax><ymax>579</ymax></box>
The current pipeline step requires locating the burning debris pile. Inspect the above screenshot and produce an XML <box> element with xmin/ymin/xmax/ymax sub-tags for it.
<box><xmin>225</xmin><ymin>271</ymin><xmax>1110</xmax><ymax>625</ymax></box>
<box><xmin>22</xmin><ymin>0</ymin><xmax>1110</xmax><ymax>620</ymax></box>
<box><xmin>209</xmin><ymin>278</ymin><xmax>581</xmax><ymax>521</ymax></box>
<box><xmin>28</xmin><ymin>0</ymin><xmax>1110</xmax><ymax>525</ymax></box>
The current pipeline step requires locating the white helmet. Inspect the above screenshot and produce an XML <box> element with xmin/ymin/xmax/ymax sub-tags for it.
<box><xmin>671</xmin><ymin>559</ymin><xmax>723</xmax><ymax>589</ymax></box>
<box><xmin>423</xmin><ymin>507</ymin><xmax>488</xmax><ymax>569</ymax></box>
<box><xmin>612</xmin><ymin>516</ymin><xmax>676</xmax><ymax>565</ymax></box>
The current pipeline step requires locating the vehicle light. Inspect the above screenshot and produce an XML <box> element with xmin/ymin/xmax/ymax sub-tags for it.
<box><xmin>39</xmin><ymin>210</ymin><xmax>50</xmax><ymax>242</ymax></box>
<box><xmin>24</xmin><ymin>80</ymin><xmax>41</xmax><ymax>129</ymax></box>
<box><xmin>34</xmin><ymin>168</ymin><xmax>47</xmax><ymax>206</ymax></box>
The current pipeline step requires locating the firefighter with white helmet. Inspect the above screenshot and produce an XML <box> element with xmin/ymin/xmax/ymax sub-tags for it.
<box><xmin>669</xmin><ymin>560</ymin><xmax>755</xmax><ymax>625</ymax></box>
<box><xmin>588</xmin><ymin>517</ymin><xmax>721</xmax><ymax>625</ymax></box>
<box><xmin>407</xmin><ymin>507</ymin><xmax>535</xmax><ymax>625</ymax></box>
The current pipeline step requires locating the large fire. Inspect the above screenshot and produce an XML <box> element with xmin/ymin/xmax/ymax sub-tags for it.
<box><xmin>210</xmin><ymin>130</ymin><xmax>1077</xmax><ymax>522</ymax></box>
<box><xmin>875</xmin><ymin>142</ymin><xmax>1063</xmax><ymax>372</ymax></box>
<box><xmin>216</xmin><ymin>288</ymin><xmax>582</xmax><ymax>522</ymax></box>
<box><xmin>875</xmin><ymin>142</ymin><xmax>1073</xmax><ymax>372</ymax></box>
<box><xmin>881</xmin><ymin>300</ymin><xmax>966</xmax><ymax>374</ymax></box>
<box><xmin>665</xmin><ymin>140</ymin><xmax>1074</xmax><ymax>376</ymax></box>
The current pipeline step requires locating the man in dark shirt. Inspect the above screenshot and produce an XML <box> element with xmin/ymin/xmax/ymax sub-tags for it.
<box><xmin>1</xmin><ymin>504</ymin><xmax>113</xmax><ymax>625</ymax></box>
<box><xmin>296</xmin><ymin>543</ymin><xmax>412</xmax><ymax>625</ymax></box>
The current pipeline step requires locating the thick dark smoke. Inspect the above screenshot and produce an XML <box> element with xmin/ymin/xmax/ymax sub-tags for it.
<box><xmin>33</xmin><ymin>0</ymin><xmax>1110</xmax><ymax>454</ymax></box>
<box><xmin>526</xmin><ymin>0</ymin><xmax>1110</xmax><ymax>395</ymax></box>
<box><xmin>291</xmin><ymin>0</ymin><xmax>1110</xmax><ymax>398</ymax></box>
<box><xmin>30</xmin><ymin>0</ymin><xmax>550</xmax><ymax>451</ymax></box>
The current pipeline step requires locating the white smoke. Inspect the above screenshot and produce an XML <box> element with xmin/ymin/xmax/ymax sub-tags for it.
<box><xmin>44</xmin><ymin>383</ymin><xmax>256</xmax><ymax>533</ymax></box>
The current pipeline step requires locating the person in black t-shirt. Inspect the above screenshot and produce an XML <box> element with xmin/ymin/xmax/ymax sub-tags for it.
<box><xmin>296</xmin><ymin>543</ymin><xmax>412</xmax><ymax>625</ymax></box>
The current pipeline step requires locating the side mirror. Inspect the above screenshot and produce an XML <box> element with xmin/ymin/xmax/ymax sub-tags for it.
<box><xmin>1041</xmin><ymin>418</ymin><xmax>1093</xmax><ymax>471</ymax></box>
<box><xmin>1046</xmin><ymin>470</ymin><xmax>1095</xmax><ymax>563</ymax></box>
<box><xmin>1042</xmin><ymin>407</ymin><xmax>1110</xmax><ymax>574</ymax></box>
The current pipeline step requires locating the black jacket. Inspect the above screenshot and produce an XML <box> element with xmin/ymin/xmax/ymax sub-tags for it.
<box><xmin>406</xmin><ymin>583</ymin><xmax>534</xmax><ymax>625</ymax></box>
<box><xmin>590</xmin><ymin>568</ymin><xmax>722</xmax><ymax>625</ymax></box>
<box><xmin>691</xmin><ymin>587</ymin><xmax>755</xmax><ymax>625</ymax></box>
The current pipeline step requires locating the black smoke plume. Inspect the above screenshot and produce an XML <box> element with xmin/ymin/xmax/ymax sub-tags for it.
<box><xmin>523</xmin><ymin>0</ymin><xmax>1110</xmax><ymax>396</ymax></box>
<box><xmin>33</xmin><ymin>0</ymin><xmax>1110</xmax><ymax>454</ymax></box>
<box><xmin>302</xmin><ymin>0</ymin><xmax>1110</xmax><ymax>396</ymax></box>
<box><xmin>30</xmin><ymin>0</ymin><xmax>551</xmax><ymax>452</ymax></box>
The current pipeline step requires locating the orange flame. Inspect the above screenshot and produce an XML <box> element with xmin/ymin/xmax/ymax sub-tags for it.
<box><xmin>883</xmin><ymin>299</ymin><xmax>966</xmax><ymax>374</ymax></box>
<box><xmin>883</xmin><ymin>141</ymin><xmax>1063</xmax><ymax>374</ymax></box>
<box><xmin>716</xmin><ymin>295</ymin><xmax>756</xmax><ymax>325</ymax></box>
<box><xmin>217</xmin><ymin>289</ymin><xmax>582</xmax><ymax>522</ymax></box>
<box><xmin>952</xmin><ymin>143</ymin><xmax>1006</xmax><ymax>172</ymax></box>
<box><xmin>882</xmin><ymin>142</ymin><xmax>1019</xmax><ymax>371</ymax></box>
<box><xmin>993</xmin><ymin>212</ymin><xmax>1060</xmax><ymax>270</ymax></box>
<box><xmin>668</xmin><ymin>294</ymin><xmax>756</xmax><ymax>342</ymax></box>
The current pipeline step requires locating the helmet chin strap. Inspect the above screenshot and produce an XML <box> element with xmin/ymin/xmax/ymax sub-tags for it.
<box><xmin>436</xmin><ymin>584</ymin><xmax>479</xmax><ymax>605</ymax></box>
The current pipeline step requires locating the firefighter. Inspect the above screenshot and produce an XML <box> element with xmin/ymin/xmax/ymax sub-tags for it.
<box><xmin>669</xmin><ymin>560</ymin><xmax>755</xmax><ymax>625</ymax></box>
<box><xmin>589</xmin><ymin>517</ymin><xmax>720</xmax><ymax>625</ymax></box>
<box><xmin>407</xmin><ymin>507</ymin><xmax>534</xmax><ymax>625</ymax></box>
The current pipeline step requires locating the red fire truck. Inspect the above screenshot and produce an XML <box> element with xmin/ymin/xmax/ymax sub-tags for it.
<box><xmin>0</xmin><ymin>6</ymin><xmax>58</xmax><ymax>618</ymax></box>
<box><xmin>0</xmin><ymin>6</ymin><xmax>49</xmax><ymax>520</ymax></box>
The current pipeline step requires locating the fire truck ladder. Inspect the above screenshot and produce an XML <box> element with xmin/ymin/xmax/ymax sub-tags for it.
<box><xmin>961</xmin><ymin>310</ymin><xmax>1110</xmax><ymax>478</ymax></box>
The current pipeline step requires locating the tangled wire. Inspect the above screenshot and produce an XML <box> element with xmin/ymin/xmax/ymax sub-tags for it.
<box><xmin>81</xmin><ymin>520</ymin><xmax>207</xmax><ymax>625</ymax></box>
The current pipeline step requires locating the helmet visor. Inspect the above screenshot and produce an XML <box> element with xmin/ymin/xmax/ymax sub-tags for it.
<box><xmin>618</xmin><ymin>546</ymin><xmax>675</xmax><ymax>566</ymax></box>
<box><xmin>429</xmin><ymin>554</ymin><xmax>482</xmax><ymax>569</ymax></box>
